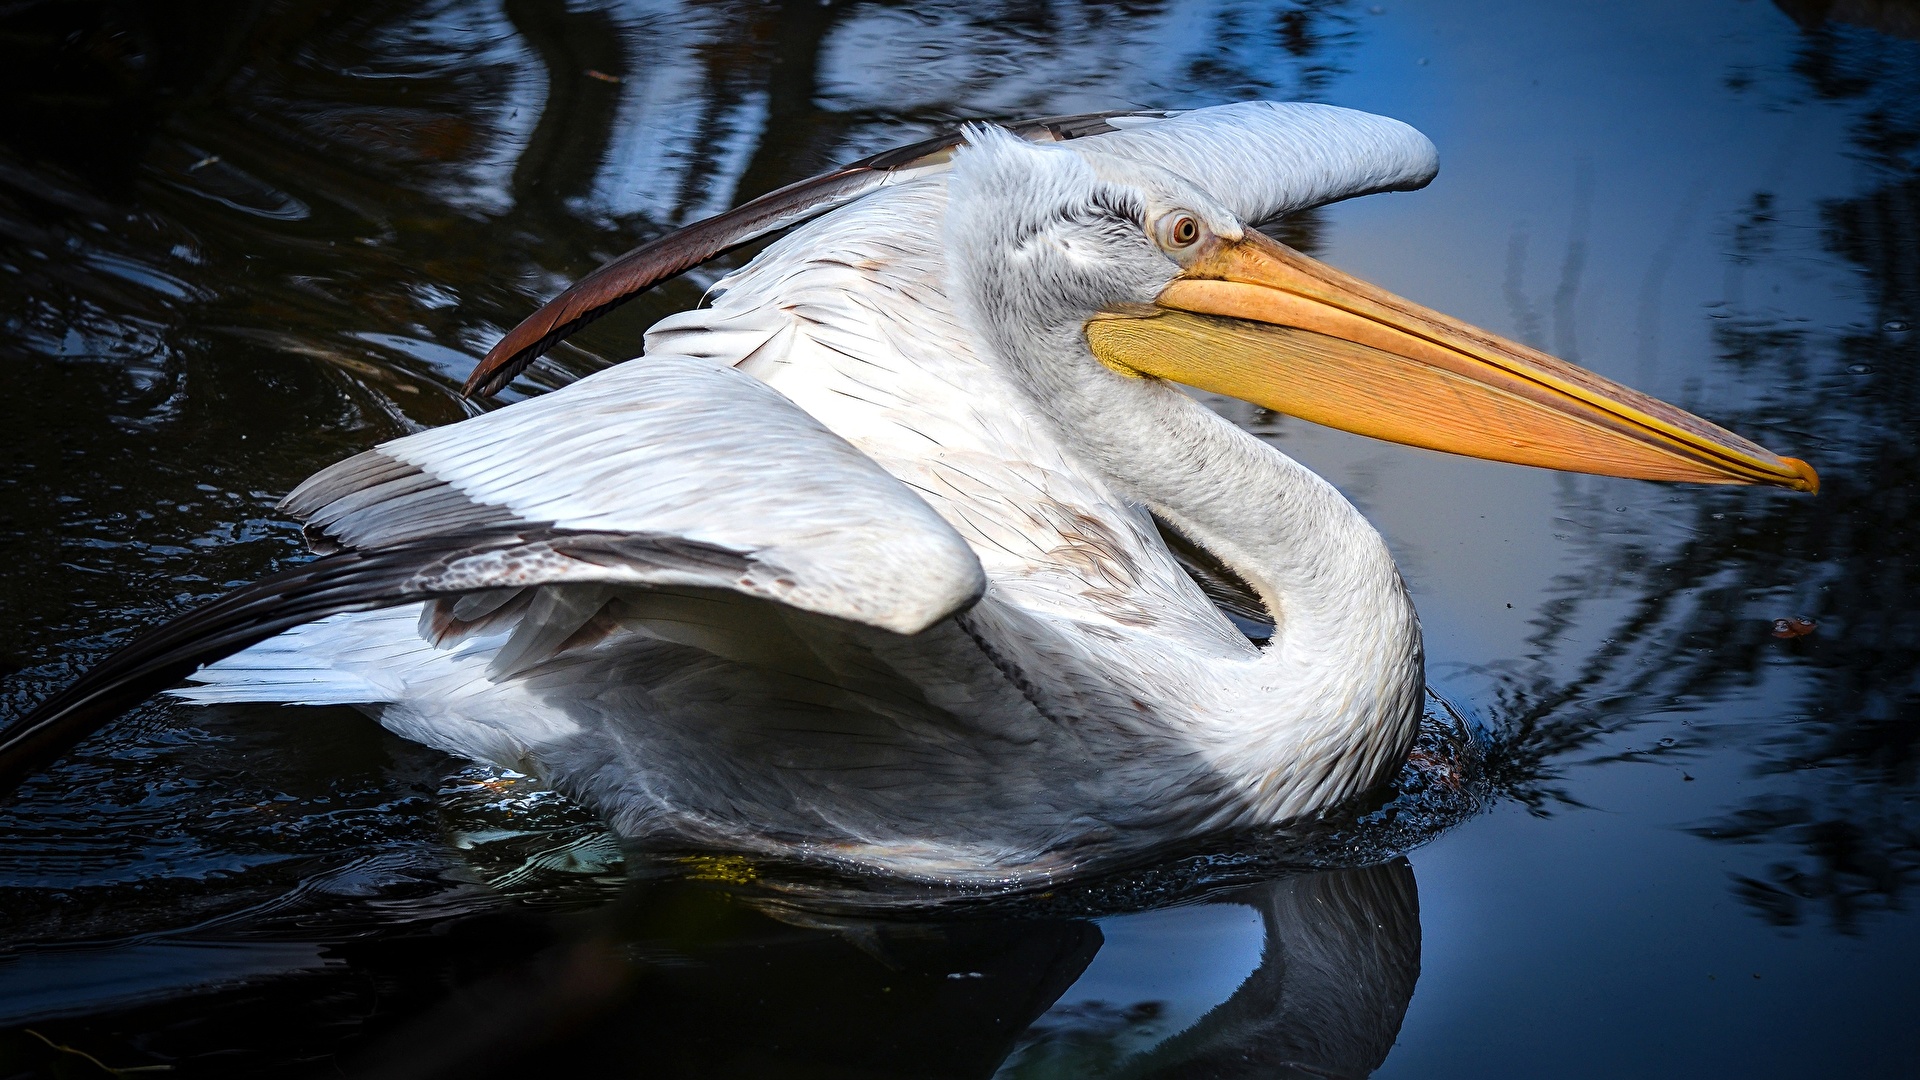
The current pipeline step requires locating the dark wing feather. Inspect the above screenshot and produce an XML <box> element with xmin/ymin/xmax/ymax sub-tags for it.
<box><xmin>0</xmin><ymin>529</ymin><xmax>749</xmax><ymax>797</ymax></box>
<box><xmin>462</xmin><ymin>110</ymin><xmax>1172</xmax><ymax>399</ymax></box>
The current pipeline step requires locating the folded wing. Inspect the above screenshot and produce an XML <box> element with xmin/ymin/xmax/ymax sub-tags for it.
<box><xmin>0</xmin><ymin>356</ymin><xmax>983</xmax><ymax>794</ymax></box>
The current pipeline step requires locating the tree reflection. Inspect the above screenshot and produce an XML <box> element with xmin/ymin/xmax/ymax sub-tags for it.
<box><xmin>1463</xmin><ymin>14</ymin><xmax>1920</xmax><ymax>933</ymax></box>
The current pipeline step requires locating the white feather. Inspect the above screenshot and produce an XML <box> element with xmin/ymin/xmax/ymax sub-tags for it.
<box><xmin>185</xmin><ymin>101</ymin><xmax>1435</xmax><ymax>878</ymax></box>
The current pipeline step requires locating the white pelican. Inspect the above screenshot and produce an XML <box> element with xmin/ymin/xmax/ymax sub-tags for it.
<box><xmin>1</xmin><ymin>102</ymin><xmax>1815</xmax><ymax>881</ymax></box>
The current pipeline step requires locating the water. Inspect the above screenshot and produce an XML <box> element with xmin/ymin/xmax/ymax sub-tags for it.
<box><xmin>1</xmin><ymin>0</ymin><xmax>1916</xmax><ymax>1075</ymax></box>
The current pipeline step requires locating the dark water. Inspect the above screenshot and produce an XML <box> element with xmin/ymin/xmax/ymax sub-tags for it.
<box><xmin>1</xmin><ymin>0</ymin><xmax>1916</xmax><ymax>1075</ymax></box>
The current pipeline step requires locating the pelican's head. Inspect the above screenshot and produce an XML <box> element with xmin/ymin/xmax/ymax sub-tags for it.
<box><xmin>945</xmin><ymin>109</ymin><xmax>1817</xmax><ymax>492</ymax></box>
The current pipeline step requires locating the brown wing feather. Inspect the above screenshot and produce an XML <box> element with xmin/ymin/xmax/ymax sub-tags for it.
<box><xmin>463</xmin><ymin>110</ymin><xmax>1171</xmax><ymax>399</ymax></box>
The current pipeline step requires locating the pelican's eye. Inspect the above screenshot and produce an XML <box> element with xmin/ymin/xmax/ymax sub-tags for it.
<box><xmin>1154</xmin><ymin>211</ymin><xmax>1206</xmax><ymax>257</ymax></box>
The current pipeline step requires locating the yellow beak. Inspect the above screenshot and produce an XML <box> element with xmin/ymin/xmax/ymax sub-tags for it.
<box><xmin>1086</xmin><ymin>232</ymin><xmax>1817</xmax><ymax>492</ymax></box>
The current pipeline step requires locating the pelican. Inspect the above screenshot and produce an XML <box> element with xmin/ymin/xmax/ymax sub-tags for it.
<box><xmin>1</xmin><ymin>102</ymin><xmax>1815</xmax><ymax>881</ymax></box>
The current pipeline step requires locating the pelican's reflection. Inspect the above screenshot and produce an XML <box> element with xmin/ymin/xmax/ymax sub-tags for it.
<box><xmin>348</xmin><ymin>860</ymin><xmax>1419</xmax><ymax>1079</ymax></box>
<box><xmin>1001</xmin><ymin>862</ymin><xmax>1419</xmax><ymax>1078</ymax></box>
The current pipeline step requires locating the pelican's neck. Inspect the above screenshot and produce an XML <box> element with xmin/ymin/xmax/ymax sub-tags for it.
<box><xmin>937</xmin><ymin>139</ymin><xmax>1425</xmax><ymax>815</ymax></box>
<box><xmin>1104</xmin><ymin>376</ymin><xmax>1424</xmax><ymax>815</ymax></box>
<box><xmin>985</xmin><ymin>321</ymin><xmax>1425</xmax><ymax>818</ymax></box>
<box><xmin>1134</xmin><ymin>396</ymin><xmax>1412</xmax><ymax>654</ymax></box>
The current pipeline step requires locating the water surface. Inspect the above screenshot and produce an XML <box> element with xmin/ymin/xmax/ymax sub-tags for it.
<box><xmin>1</xmin><ymin>0</ymin><xmax>1916</xmax><ymax>1075</ymax></box>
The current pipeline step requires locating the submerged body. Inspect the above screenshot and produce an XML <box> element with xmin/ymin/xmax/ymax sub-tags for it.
<box><xmin>8</xmin><ymin>102</ymin><xmax>1811</xmax><ymax>882</ymax></box>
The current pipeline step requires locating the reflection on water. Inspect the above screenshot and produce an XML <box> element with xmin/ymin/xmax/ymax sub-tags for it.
<box><xmin>0</xmin><ymin>797</ymin><xmax>1421</xmax><ymax>1079</ymax></box>
<box><xmin>0</xmin><ymin>0</ymin><xmax>1916</xmax><ymax>1074</ymax></box>
<box><xmin>1001</xmin><ymin>865</ymin><xmax>1418</xmax><ymax>1080</ymax></box>
<box><xmin>1469</xmin><ymin>11</ymin><xmax>1920</xmax><ymax>934</ymax></box>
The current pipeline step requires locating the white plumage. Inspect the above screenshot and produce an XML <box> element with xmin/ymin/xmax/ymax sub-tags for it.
<box><xmin>151</xmin><ymin>101</ymin><xmax>1811</xmax><ymax>880</ymax></box>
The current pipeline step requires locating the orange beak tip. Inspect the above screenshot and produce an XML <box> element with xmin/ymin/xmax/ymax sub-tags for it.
<box><xmin>1782</xmin><ymin>456</ymin><xmax>1820</xmax><ymax>494</ymax></box>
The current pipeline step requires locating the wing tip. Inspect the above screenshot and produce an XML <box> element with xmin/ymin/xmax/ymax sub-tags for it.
<box><xmin>740</xmin><ymin>519</ymin><xmax>987</xmax><ymax>638</ymax></box>
<box><xmin>464</xmin><ymin>321</ymin><xmax>566</xmax><ymax>400</ymax></box>
<box><xmin>868</xmin><ymin>559</ymin><xmax>989</xmax><ymax>636</ymax></box>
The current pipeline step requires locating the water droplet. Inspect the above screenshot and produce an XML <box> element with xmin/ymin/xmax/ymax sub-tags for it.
<box><xmin>1884</xmin><ymin>320</ymin><xmax>1910</xmax><ymax>333</ymax></box>
<box><xmin>1848</xmin><ymin>364</ymin><xmax>1874</xmax><ymax>375</ymax></box>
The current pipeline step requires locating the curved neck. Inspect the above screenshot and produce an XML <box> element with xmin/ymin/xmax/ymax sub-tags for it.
<box><xmin>1090</xmin><ymin>377</ymin><xmax>1419</xmax><ymax>681</ymax></box>
<box><xmin>1099</xmin><ymin>379</ymin><xmax>1427</xmax><ymax>816</ymax></box>
<box><xmin>984</xmin><ymin>320</ymin><xmax>1426</xmax><ymax>818</ymax></box>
